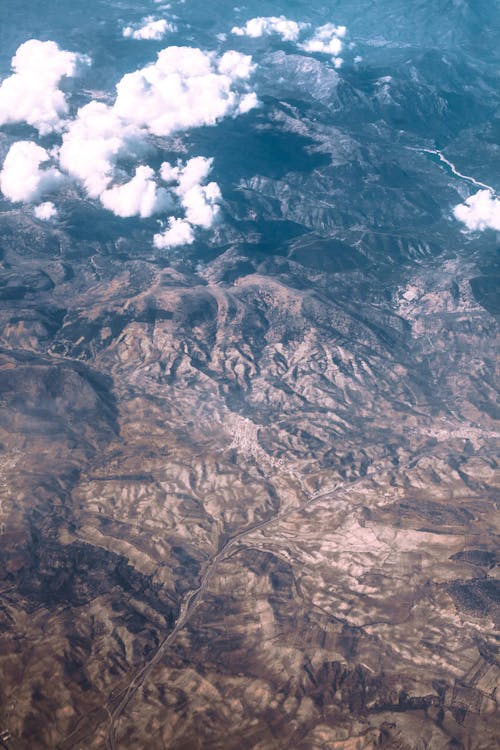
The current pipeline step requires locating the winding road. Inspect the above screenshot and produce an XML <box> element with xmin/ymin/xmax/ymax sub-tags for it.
<box><xmin>103</xmin><ymin>459</ymin><xmax>396</xmax><ymax>750</ymax></box>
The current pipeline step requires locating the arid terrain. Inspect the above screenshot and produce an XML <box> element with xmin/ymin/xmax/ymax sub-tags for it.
<box><xmin>0</xmin><ymin>206</ymin><xmax>498</xmax><ymax>749</ymax></box>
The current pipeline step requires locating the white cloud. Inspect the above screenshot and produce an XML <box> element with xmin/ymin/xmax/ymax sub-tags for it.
<box><xmin>59</xmin><ymin>101</ymin><xmax>146</xmax><ymax>198</ymax></box>
<box><xmin>34</xmin><ymin>201</ymin><xmax>58</xmax><ymax>220</ymax></box>
<box><xmin>0</xmin><ymin>140</ymin><xmax>65</xmax><ymax>203</ymax></box>
<box><xmin>231</xmin><ymin>16</ymin><xmax>308</xmax><ymax>42</ymax></box>
<box><xmin>100</xmin><ymin>165</ymin><xmax>172</xmax><ymax>217</ymax></box>
<box><xmin>122</xmin><ymin>16</ymin><xmax>176</xmax><ymax>40</ymax></box>
<box><xmin>166</xmin><ymin>156</ymin><xmax>221</xmax><ymax>228</ymax></box>
<box><xmin>1</xmin><ymin>43</ymin><xmax>256</xmax><ymax>206</ymax></box>
<box><xmin>0</xmin><ymin>39</ymin><xmax>89</xmax><ymax>135</ymax></box>
<box><xmin>174</xmin><ymin>155</ymin><xmax>213</xmax><ymax>193</ymax></box>
<box><xmin>453</xmin><ymin>189</ymin><xmax>500</xmax><ymax>232</ymax></box>
<box><xmin>157</xmin><ymin>156</ymin><xmax>222</xmax><ymax>235</ymax></box>
<box><xmin>57</xmin><ymin>48</ymin><xmax>245</xmax><ymax>237</ymax></box>
<box><xmin>217</xmin><ymin>49</ymin><xmax>254</xmax><ymax>79</ymax></box>
<box><xmin>0</xmin><ymin>40</ymin><xmax>256</xmax><ymax>248</ymax></box>
<box><xmin>99</xmin><ymin>154</ymin><xmax>221</xmax><ymax>234</ymax></box>
<box><xmin>182</xmin><ymin>182</ymin><xmax>221</xmax><ymax>227</ymax></box>
<box><xmin>154</xmin><ymin>217</ymin><xmax>195</xmax><ymax>248</ymax></box>
<box><xmin>113</xmin><ymin>46</ymin><xmax>256</xmax><ymax>136</ymax></box>
<box><xmin>300</xmin><ymin>22</ymin><xmax>346</xmax><ymax>59</ymax></box>
<box><xmin>231</xmin><ymin>17</ymin><xmax>348</xmax><ymax>67</ymax></box>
